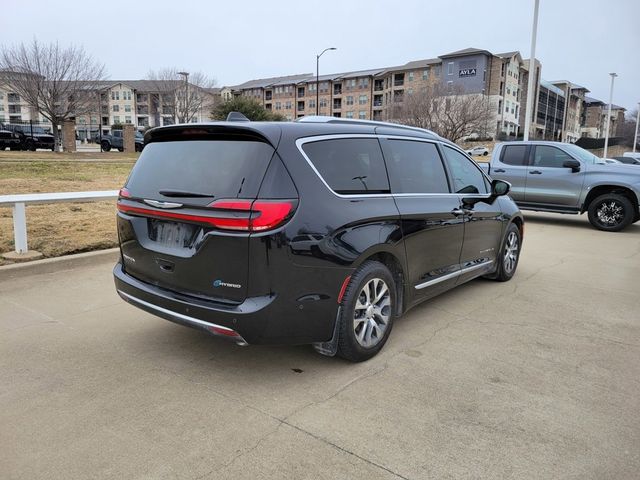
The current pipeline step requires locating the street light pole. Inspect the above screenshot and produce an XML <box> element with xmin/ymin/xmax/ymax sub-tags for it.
<box><xmin>316</xmin><ymin>47</ymin><xmax>336</xmax><ymax>116</ymax></box>
<box><xmin>633</xmin><ymin>102</ymin><xmax>640</xmax><ymax>153</ymax></box>
<box><xmin>523</xmin><ymin>0</ymin><xmax>540</xmax><ymax>141</ymax></box>
<box><xmin>603</xmin><ymin>72</ymin><xmax>617</xmax><ymax>159</ymax></box>
<box><xmin>177</xmin><ymin>71</ymin><xmax>189</xmax><ymax>123</ymax></box>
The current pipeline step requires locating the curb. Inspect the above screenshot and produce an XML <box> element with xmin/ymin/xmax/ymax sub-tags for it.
<box><xmin>0</xmin><ymin>248</ymin><xmax>119</xmax><ymax>280</ymax></box>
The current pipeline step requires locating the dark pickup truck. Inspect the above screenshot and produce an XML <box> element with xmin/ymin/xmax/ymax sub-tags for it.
<box><xmin>0</xmin><ymin>125</ymin><xmax>21</xmax><ymax>150</ymax></box>
<box><xmin>96</xmin><ymin>130</ymin><xmax>144</xmax><ymax>152</ymax></box>
<box><xmin>3</xmin><ymin>124</ymin><xmax>55</xmax><ymax>151</ymax></box>
<box><xmin>480</xmin><ymin>141</ymin><xmax>640</xmax><ymax>231</ymax></box>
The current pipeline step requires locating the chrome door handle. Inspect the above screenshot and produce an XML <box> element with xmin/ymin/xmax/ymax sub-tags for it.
<box><xmin>529</xmin><ymin>170</ymin><xmax>542</xmax><ymax>174</ymax></box>
<box><xmin>493</xmin><ymin>168</ymin><xmax>506</xmax><ymax>173</ymax></box>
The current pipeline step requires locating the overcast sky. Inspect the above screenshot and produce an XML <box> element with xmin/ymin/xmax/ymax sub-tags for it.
<box><xmin>4</xmin><ymin>0</ymin><xmax>639</xmax><ymax>111</ymax></box>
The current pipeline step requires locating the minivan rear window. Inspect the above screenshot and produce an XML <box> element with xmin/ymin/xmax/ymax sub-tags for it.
<box><xmin>302</xmin><ymin>138</ymin><xmax>390</xmax><ymax>194</ymax></box>
<box><xmin>125</xmin><ymin>140</ymin><xmax>274</xmax><ymax>199</ymax></box>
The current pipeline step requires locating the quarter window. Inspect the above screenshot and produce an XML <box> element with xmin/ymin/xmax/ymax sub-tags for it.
<box><xmin>383</xmin><ymin>140</ymin><xmax>449</xmax><ymax>194</ymax></box>
<box><xmin>533</xmin><ymin>145</ymin><xmax>574</xmax><ymax>168</ymax></box>
<box><xmin>302</xmin><ymin>138</ymin><xmax>390</xmax><ymax>194</ymax></box>
<box><xmin>442</xmin><ymin>146</ymin><xmax>489</xmax><ymax>194</ymax></box>
<box><xmin>501</xmin><ymin>145</ymin><xmax>529</xmax><ymax>166</ymax></box>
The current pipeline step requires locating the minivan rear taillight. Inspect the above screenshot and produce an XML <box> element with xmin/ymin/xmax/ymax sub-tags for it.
<box><xmin>116</xmin><ymin>199</ymin><xmax>295</xmax><ymax>232</ymax></box>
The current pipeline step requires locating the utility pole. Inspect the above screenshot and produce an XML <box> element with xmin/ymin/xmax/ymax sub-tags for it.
<box><xmin>603</xmin><ymin>72</ymin><xmax>617</xmax><ymax>159</ymax></box>
<box><xmin>633</xmin><ymin>102</ymin><xmax>639</xmax><ymax>153</ymax></box>
<box><xmin>523</xmin><ymin>0</ymin><xmax>540</xmax><ymax>141</ymax></box>
<box><xmin>316</xmin><ymin>48</ymin><xmax>336</xmax><ymax>116</ymax></box>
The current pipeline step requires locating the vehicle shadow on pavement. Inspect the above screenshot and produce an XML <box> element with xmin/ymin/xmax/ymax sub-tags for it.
<box><xmin>522</xmin><ymin>212</ymin><xmax>640</xmax><ymax>233</ymax></box>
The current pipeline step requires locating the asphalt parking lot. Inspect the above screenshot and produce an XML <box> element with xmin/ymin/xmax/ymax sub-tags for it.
<box><xmin>1</xmin><ymin>211</ymin><xmax>639</xmax><ymax>479</ymax></box>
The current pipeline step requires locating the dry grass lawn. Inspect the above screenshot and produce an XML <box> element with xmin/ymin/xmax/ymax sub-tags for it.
<box><xmin>0</xmin><ymin>152</ymin><xmax>136</xmax><ymax>264</ymax></box>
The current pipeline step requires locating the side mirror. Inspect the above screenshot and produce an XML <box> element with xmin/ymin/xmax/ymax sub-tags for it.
<box><xmin>563</xmin><ymin>159</ymin><xmax>581</xmax><ymax>172</ymax></box>
<box><xmin>491</xmin><ymin>179</ymin><xmax>511</xmax><ymax>197</ymax></box>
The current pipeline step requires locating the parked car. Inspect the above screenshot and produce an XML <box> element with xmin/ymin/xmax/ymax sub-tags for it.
<box><xmin>113</xmin><ymin>116</ymin><xmax>523</xmax><ymax>361</ymax></box>
<box><xmin>623</xmin><ymin>152</ymin><xmax>640</xmax><ymax>162</ymax></box>
<box><xmin>602</xmin><ymin>158</ymin><xmax>622</xmax><ymax>165</ymax></box>
<box><xmin>612</xmin><ymin>156</ymin><xmax>640</xmax><ymax>165</ymax></box>
<box><xmin>465</xmin><ymin>146</ymin><xmax>489</xmax><ymax>156</ymax></box>
<box><xmin>96</xmin><ymin>130</ymin><xmax>144</xmax><ymax>152</ymax></box>
<box><xmin>4</xmin><ymin>124</ymin><xmax>55</xmax><ymax>151</ymax></box>
<box><xmin>0</xmin><ymin>125</ymin><xmax>21</xmax><ymax>150</ymax></box>
<box><xmin>480</xmin><ymin>141</ymin><xmax>640</xmax><ymax>231</ymax></box>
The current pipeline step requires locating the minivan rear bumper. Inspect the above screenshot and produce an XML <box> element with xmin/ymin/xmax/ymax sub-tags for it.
<box><xmin>113</xmin><ymin>262</ymin><xmax>276</xmax><ymax>345</ymax></box>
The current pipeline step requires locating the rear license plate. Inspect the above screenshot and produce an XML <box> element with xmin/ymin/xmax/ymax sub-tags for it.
<box><xmin>149</xmin><ymin>220</ymin><xmax>197</xmax><ymax>248</ymax></box>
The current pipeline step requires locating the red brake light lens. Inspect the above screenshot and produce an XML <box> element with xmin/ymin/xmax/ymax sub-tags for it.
<box><xmin>117</xmin><ymin>198</ymin><xmax>295</xmax><ymax>232</ymax></box>
<box><xmin>119</xmin><ymin>187</ymin><xmax>132</xmax><ymax>198</ymax></box>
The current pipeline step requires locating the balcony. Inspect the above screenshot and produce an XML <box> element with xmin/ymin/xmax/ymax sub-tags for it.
<box><xmin>333</xmin><ymin>100</ymin><xmax>342</xmax><ymax>110</ymax></box>
<box><xmin>333</xmin><ymin>85</ymin><xmax>342</xmax><ymax>95</ymax></box>
<box><xmin>7</xmin><ymin>94</ymin><xmax>20</xmax><ymax>103</ymax></box>
<box><xmin>137</xmin><ymin>106</ymin><xmax>149</xmax><ymax>115</ymax></box>
<box><xmin>374</xmin><ymin>82</ymin><xmax>384</xmax><ymax>92</ymax></box>
<box><xmin>8</xmin><ymin>105</ymin><xmax>21</xmax><ymax>114</ymax></box>
<box><xmin>393</xmin><ymin>80</ymin><xmax>404</xmax><ymax>87</ymax></box>
<box><xmin>297</xmin><ymin>88</ymin><xmax>305</xmax><ymax>98</ymax></box>
<box><xmin>265</xmin><ymin>92</ymin><xmax>273</xmax><ymax>101</ymax></box>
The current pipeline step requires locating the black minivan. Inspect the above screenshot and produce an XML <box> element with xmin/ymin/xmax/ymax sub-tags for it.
<box><xmin>114</xmin><ymin>116</ymin><xmax>523</xmax><ymax>361</ymax></box>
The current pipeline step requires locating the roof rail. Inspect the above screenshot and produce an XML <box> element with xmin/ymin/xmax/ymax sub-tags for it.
<box><xmin>296</xmin><ymin>115</ymin><xmax>439</xmax><ymax>137</ymax></box>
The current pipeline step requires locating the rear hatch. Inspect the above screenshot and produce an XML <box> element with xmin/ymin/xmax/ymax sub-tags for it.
<box><xmin>116</xmin><ymin>125</ymin><xmax>294</xmax><ymax>304</ymax></box>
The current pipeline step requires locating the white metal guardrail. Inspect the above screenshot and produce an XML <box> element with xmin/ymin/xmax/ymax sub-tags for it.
<box><xmin>0</xmin><ymin>191</ymin><xmax>118</xmax><ymax>254</ymax></box>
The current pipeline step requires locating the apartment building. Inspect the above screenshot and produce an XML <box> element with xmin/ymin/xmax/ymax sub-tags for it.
<box><xmin>0</xmin><ymin>79</ymin><xmax>219</xmax><ymax>139</ymax></box>
<box><xmin>229</xmin><ymin>47</ymin><xmax>529</xmax><ymax>138</ymax></box>
<box><xmin>581</xmin><ymin>96</ymin><xmax>626</xmax><ymax>139</ymax></box>
<box><xmin>549</xmin><ymin>81</ymin><xmax>589</xmax><ymax>143</ymax></box>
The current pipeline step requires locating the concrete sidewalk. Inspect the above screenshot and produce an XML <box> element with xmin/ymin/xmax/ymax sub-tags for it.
<box><xmin>1</xmin><ymin>212</ymin><xmax>639</xmax><ymax>479</ymax></box>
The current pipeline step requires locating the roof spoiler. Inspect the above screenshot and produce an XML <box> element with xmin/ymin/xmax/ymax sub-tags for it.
<box><xmin>226</xmin><ymin>111</ymin><xmax>250</xmax><ymax>122</ymax></box>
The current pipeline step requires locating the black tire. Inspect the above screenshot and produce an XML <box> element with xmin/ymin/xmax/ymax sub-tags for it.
<box><xmin>490</xmin><ymin>223</ymin><xmax>521</xmax><ymax>282</ymax></box>
<box><xmin>118</xmin><ymin>147</ymin><xmax>124</xmax><ymax>152</ymax></box>
<box><xmin>101</xmin><ymin>141</ymin><xmax>111</xmax><ymax>152</ymax></box>
<box><xmin>587</xmin><ymin>193</ymin><xmax>634</xmax><ymax>232</ymax></box>
<box><xmin>337</xmin><ymin>261</ymin><xmax>396</xmax><ymax>362</ymax></box>
<box><xmin>135</xmin><ymin>144</ymin><xmax>142</xmax><ymax>152</ymax></box>
<box><xmin>25</xmin><ymin>140</ymin><xmax>35</xmax><ymax>151</ymax></box>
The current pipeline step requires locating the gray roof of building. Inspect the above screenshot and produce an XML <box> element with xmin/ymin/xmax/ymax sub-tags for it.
<box><xmin>548</xmin><ymin>80</ymin><xmax>588</xmax><ymax>91</ymax></box>
<box><xmin>495</xmin><ymin>51</ymin><xmax>520</xmax><ymax>58</ymax></box>
<box><xmin>439</xmin><ymin>47</ymin><xmax>493</xmax><ymax>58</ymax></box>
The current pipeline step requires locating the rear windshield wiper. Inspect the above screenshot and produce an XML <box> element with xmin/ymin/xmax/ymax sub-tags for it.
<box><xmin>158</xmin><ymin>189</ymin><xmax>215</xmax><ymax>198</ymax></box>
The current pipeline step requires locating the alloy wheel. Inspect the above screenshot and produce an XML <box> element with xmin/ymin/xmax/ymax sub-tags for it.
<box><xmin>503</xmin><ymin>231</ymin><xmax>519</xmax><ymax>274</ymax></box>
<box><xmin>353</xmin><ymin>278</ymin><xmax>391</xmax><ymax>348</ymax></box>
<box><xmin>596</xmin><ymin>201</ymin><xmax>624</xmax><ymax>227</ymax></box>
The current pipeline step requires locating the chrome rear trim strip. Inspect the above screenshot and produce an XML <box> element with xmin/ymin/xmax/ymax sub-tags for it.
<box><xmin>415</xmin><ymin>260</ymin><xmax>494</xmax><ymax>290</ymax></box>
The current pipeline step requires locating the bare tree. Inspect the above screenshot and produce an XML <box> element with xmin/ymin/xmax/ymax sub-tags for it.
<box><xmin>147</xmin><ymin>68</ymin><xmax>216</xmax><ymax>124</ymax></box>
<box><xmin>391</xmin><ymin>84</ymin><xmax>490</xmax><ymax>143</ymax></box>
<box><xmin>0</xmin><ymin>39</ymin><xmax>106</xmax><ymax>150</ymax></box>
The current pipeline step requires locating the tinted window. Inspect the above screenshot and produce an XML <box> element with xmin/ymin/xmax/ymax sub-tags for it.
<box><xmin>383</xmin><ymin>140</ymin><xmax>449</xmax><ymax>193</ymax></box>
<box><xmin>302</xmin><ymin>138</ymin><xmax>389</xmax><ymax>194</ymax></box>
<box><xmin>126</xmin><ymin>140</ymin><xmax>274</xmax><ymax>200</ymax></box>
<box><xmin>442</xmin><ymin>146</ymin><xmax>489</xmax><ymax>194</ymax></box>
<box><xmin>501</xmin><ymin>145</ymin><xmax>529</xmax><ymax>166</ymax></box>
<box><xmin>533</xmin><ymin>145</ymin><xmax>573</xmax><ymax>168</ymax></box>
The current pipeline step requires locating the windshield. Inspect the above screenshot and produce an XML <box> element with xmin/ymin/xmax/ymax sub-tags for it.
<box><xmin>562</xmin><ymin>144</ymin><xmax>600</xmax><ymax>164</ymax></box>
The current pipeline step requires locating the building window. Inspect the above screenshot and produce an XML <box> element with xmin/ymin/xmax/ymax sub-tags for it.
<box><xmin>320</xmin><ymin>99</ymin><xmax>327</xmax><ymax>108</ymax></box>
<box><xmin>346</xmin><ymin>96</ymin><xmax>354</xmax><ymax>106</ymax></box>
<box><xmin>112</xmin><ymin>105</ymin><xmax>119</xmax><ymax>112</ymax></box>
<box><xmin>285</xmin><ymin>101</ymin><xmax>292</xmax><ymax>109</ymax></box>
<box><xmin>297</xmin><ymin>101</ymin><xmax>305</xmax><ymax>112</ymax></box>
<box><xmin>358</xmin><ymin>95</ymin><xmax>367</xmax><ymax>105</ymax></box>
<box><xmin>358</xmin><ymin>111</ymin><xmax>366</xmax><ymax>120</ymax></box>
<box><xmin>308</xmin><ymin>99</ymin><xmax>316</xmax><ymax>109</ymax></box>
<box><xmin>125</xmin><ymin>116</ymin><xmax>132</xmax><ymax>123</ymax></box>
<box><xmin>505</xmin><ymin>100</ymin><xmax>510</xmax><ymax>112</ymax></box>
<box><xmin>125</xmin><ymin>104</ymin><xmax>131</xmax><ymax>112</ymax></box>
<box><xmin>346</xmin><ymin>111</ymin><xmax>354</xmax><ymax>119</ymax></box>
<box><xmin>447</xmin><ymin>62</ymin><xmax>454</xmax><ymax>75</ymax></box>
<box><xmin>309</xmin><ymin>84</ymin><xmax>317</xmax><ymax>92</ymax></box>
<box><xmin>320</xmin><ymin>82</ymin><xmax>329</xmax><ymax>93</ymax></box>
<box><xmin>497</xmin><ymin>100</ymin><xmax>502</xmax><ymax>112</ymax></box>
<box><xmin>447</xmin><ymin>81</ymin><xmax>453</xmax><ymax>93</ymax></box>
<box><xmin>408</xmin><ymin>72</ymin><xmax>414</xmax><ymax>81</ymax></box>
<box><xmin>275</xmin><ymin>102</ymin><xmax>281</xmax><ymax>110</ymax></box>
<box><xmin>7</xmin><ymin>93</ymin><xmax>20</xmax><ymax>102</ymax></box>
<box><xmin>358</xmin><ymin>78</ymin><xmax>369</xmax><ymax>89</ymax></box>
<box><xmin>433</xmin><ymin>65</ymin><xmax>441</xmax><ymax>76</ymax></box>
<box><xmin>422</xmin><ymin>69</ymin><xmax>429</xmax><ymax>80</ymax></box>
<box><xmin>113</xmin><ymin>116</ymin><xmax>120</xmax><ymax>123</ymax></box>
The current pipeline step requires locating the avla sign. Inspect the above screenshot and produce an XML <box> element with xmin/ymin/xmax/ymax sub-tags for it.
<box><xmin>459</xmin><ymin>68</ymin><xmax>477</xmax><ymax>77</ymax></box>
